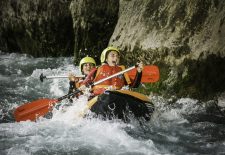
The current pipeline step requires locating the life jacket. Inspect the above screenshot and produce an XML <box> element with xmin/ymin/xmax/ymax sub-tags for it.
<box><xmin>92</xmin><ymin>64</ymin><xmax>129</xmax><ymax>95</ymax></box>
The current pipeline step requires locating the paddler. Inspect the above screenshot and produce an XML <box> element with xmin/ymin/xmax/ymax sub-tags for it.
<box><xmin>68</xmin><ymin>56</ymin><xmax>96</xmax><ymax>96</ymax></box>
<box><xmin>82</xmin><ymin>47</ymin><xmax>144</xmax><ymax>97</ymax></box>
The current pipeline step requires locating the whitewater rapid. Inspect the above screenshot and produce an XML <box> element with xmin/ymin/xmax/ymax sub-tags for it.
<box><xmin>1</xmin><ymin>51</ymin><xmax>225</xmax><ymax>155</ymax></box>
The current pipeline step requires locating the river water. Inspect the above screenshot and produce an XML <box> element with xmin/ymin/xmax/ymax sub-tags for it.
<box><xmin>1</xmin><ymin>51</ymin><xmax>225</xmax><ymax>155</ymax></box>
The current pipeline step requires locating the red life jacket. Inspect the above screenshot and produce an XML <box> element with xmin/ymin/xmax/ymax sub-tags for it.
<box><xmin>92</xmin><ymin>64</ymin><xmax>125</xmax><ymax>95</ymax></box>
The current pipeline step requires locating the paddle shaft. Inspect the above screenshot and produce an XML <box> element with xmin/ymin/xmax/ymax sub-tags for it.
<box><xmin>56</xmin><ymin>66</ymin><xmax>137</xmax><ymax>101</ymax></box>
<box><xmin>46</xmin><ymin>75</ymin><xmax>84</xmax><ymax>79</ymax></box>
<box><xmin>57</xmin><ymin>89</ymin><xmax>81</xmax><ymax>101</ymax></box>
<box><xmin>40</xmin><ymin>73</ymin><xmax>85</xmax><ymax>82</ymax></box>
<box><xmin>93</xmin><ymin>66</ymin><xmax>136</xmax><ymax>85</ymax></box>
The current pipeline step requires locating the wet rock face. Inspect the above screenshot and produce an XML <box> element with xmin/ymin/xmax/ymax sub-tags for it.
<box><xmin>163</xmin><ymin>55</ymin><xmax>225</xmax><ymax>99</ymax></box>
<box><xmin>111</xmin><ymin>0</ymin><xmax>225</xmax><ymax>62</ymax></box>
<box><xmin>0</xmin><ymin>0</ymin><xmax>119</xmax><ymax>61</ymax></box>
<box><xmin>109</xmin><ymin>0</ymin><xmax>225</xmax><ymax>99</ymax></box>
<box><xmin>70</xmin><ymin>0</ymin><xmax>119</xmax><ymax>64</ymax></box>
<box><xmin>0</xmin><ymin>0</ymin><xmax>74</xmax><ymax>57</ymax></box>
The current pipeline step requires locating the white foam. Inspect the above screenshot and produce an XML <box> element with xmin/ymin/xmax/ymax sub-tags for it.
<box><xmin>218</xmin><ymin>92</ymin><xmax>225</xmax><ymax>108</ymax></box>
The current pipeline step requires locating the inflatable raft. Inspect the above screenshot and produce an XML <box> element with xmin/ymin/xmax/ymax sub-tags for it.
<box><xmin>86</xmin><ymin>90</ymin><xmax>154</xmax><ymax>121</ymax></box>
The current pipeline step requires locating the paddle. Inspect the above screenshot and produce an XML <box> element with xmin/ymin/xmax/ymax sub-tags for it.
<box><xmin>14</xmin><ymin>89</ymin><xmax>82</xmax><ymax>122</ymax></box>
<box><xmin>14</xmin><ymin>66</ymin><xmax>138</xmax><ymax>122</ymax></box>
<box><xmin>39</xmin><ymin>73</ymin><xmax>85</xmax><ymax>82</ymax></box>
<box><xmin>127</xmin><ymin>65</ymin><xmax>159</xmax><ymax>83</ymax></box>
<box><xmin>39</xmin><ymin>66</ymin><xmax>159</xmax><ymax>83</ymax></box>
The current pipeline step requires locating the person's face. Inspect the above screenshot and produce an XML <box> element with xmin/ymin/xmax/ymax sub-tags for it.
<box><xmin>82</xmin><ymin>63</ymin><xmax>95</xmax><ymax>75</ymax></box>
<box><xmin>106</xmin><ymin>51</ymin><xmax>120</xmax><ymax>66</ymax></box>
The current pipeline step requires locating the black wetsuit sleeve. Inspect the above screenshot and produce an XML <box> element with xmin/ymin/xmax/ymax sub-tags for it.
<box><xmin>130</xmin><ymin>71</ymin><xmax>142</xmax><ymax>88</ymax></box>
<box><xmin>68</xmin><ymin>81</ymin><xmax>76</xmax><ymax>94</ymax></box>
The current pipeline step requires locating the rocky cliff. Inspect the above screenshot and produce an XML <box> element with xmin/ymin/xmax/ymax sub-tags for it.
<box><xmin>0</xmin><ymin>0</ymin><xmax>74</xmax><ymax>56</ymax></box>
<box><xmin>1</xmin><ymin>0</ymin><xmax>225</xmax><ymax>99</ymax></box>
<box><xmin>70</xmin><ymin>0</ymin><xmax>119</xmax><ymax>63</ymax></box>
<box><xmin>109</xmin><ymin>0</ymin><xmax>225</xmax><ymax>99</ymax></box>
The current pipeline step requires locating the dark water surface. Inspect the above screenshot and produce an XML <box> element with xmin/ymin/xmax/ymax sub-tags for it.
<box><xmin>1</xmin><ymin>51</ymin><xmax>225</xmax><ymax>155</ymax></box>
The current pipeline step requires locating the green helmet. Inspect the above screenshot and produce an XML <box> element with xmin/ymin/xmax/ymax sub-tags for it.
<box><xmin>79</xmin><ymin>56</ymin><xmax>96</xmax><ymax>72</ymax></box>
<box><xmin>100</xmin><ymin>47</ymin><xmax>120</xmax><ymax>63</ymax></box>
